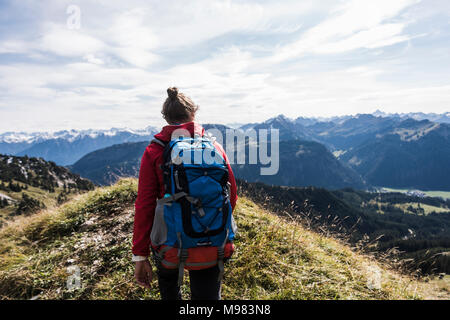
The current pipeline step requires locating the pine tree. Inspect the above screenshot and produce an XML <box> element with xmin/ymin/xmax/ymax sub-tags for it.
<box><xmin>8</xmin><ymin>181</ymin><xmax>21</xmax><ymax>192</ymax></box>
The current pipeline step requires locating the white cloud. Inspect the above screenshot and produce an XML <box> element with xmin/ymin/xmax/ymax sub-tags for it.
<box><xmin>0</xmin><ymin>40</ymin><xmax>29</xmax><ymax>54</ymax></box>
<box><xmin>271</xmin><ymin>0</ymin><xmax>419</xmax><ymax>61</ymax></box>
<box><xmin>313</xmin><ymin>23</ymin><xmax>410</xmax><ymax>54</ymax></box>
<box><xmin>1</xmin><ymin>0</ymin><xmax>450</xmax><ymax>133</ymax></box>
<box><xmin>39</xmin><ymin>23</ymin><xmax>106</xmax><ymax>57</ymax></box>
<box><xmin>83</xmin><ymin>54</ymin><xmax>104</xmax><ymax>65</ymax></box>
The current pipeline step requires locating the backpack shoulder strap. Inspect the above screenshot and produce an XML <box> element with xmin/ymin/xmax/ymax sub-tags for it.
<box><xmin>150</xmin><ymin>138</ymin><xmax>167</xmax><ymax>148</ymax></box>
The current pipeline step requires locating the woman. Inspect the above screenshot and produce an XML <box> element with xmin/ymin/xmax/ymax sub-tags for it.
<box><xmin>132</xmin><ymin>87</ymin><xmax>238</xmax><ymax>300</ymax></box>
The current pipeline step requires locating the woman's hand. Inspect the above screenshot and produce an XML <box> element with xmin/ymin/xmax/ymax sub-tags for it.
<box><xmin>134</xmin><ymin>260</ymin><xmax>153</xmax><ymax>288</ymax></box>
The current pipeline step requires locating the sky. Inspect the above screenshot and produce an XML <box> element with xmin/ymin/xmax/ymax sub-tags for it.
<box><xmin>0</xmin><ymin>0</ymin><xmax>450</xmax><ymax>132</ymax></box>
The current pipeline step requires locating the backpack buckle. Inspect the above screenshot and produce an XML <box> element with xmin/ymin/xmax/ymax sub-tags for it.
<box><xmin>194</xmin><ymin>199</ymin><xmax>206</xmax><ymax>217</ymax></box>
<box><xmin>186</xmin><ymin>197</ymin><xmax>206</xmax><ymax>217</ymax></box>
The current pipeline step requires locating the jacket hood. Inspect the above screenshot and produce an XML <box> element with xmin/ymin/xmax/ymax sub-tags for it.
<box><xmin>154</xmin><ymin>121</ymin><xmax>205</xmax><ymax>142</ymax></box>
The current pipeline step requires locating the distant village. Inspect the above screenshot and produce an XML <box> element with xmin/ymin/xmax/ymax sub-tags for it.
<box><xmin>406</xmin><ymin>190</ymin><xmax>427</xmax><ymax>198</ymax></box>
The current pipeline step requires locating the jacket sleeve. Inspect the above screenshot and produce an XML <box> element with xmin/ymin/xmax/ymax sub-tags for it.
<box><xmin>214</xmin><ymin>142</ymin><xmax>238</xmax><ymax>210</ymax></box>
<box><xmin>132</xmin><ymin>148</ymin><xmax>159</xmax><ymax>257</ymax></box>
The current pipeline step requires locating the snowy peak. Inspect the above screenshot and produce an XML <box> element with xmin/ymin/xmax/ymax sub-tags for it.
<box><xmin>0</xmin><ymin>126</ymin><xmax>160</xmax><ymax>166</ymax></box>
<box><xmin>0</xmin><ymin>127</ymin><xmax>158</xmax><ymax>144</ymax></box>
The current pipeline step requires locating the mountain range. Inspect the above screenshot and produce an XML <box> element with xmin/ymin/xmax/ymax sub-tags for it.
<box><xmin>0</xmin><ymin>127</ymin><xmax>157</xmax><ymax>166</ymax></box>
<box><xmin>70</xmin><ymin>138</ymin><xmax>367</xmax><ymax>189</ymax></box>
<box><xmin>231</xmin><ymin>139</ymin><xmax>366</xmax><ymax>190</ymax></box>
<box><xmin>1</xmin><ymin>111</ymin><xmax>450</xmax><ymax>191</ymax></box>
<box><xmin>69</xmin><ymin>142</ymin><xmax>148</xmax><ymax>186</ymax></box>
<box><xmin>67</xmin><ymin>113</ymin><xmax>450</xmax><ymax>191</ymax></box>
<box><xmin>341</xmin><ymin>119</ymin><xmax>450</xmax><ymax>190</ymax></box>
<box><xmin>242</xmin><ymin>114</ymin><xmax>450</xmax><ymax>190</ymax></box>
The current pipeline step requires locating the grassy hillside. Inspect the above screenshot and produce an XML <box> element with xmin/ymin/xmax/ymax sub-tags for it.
<box><xmin>0</xmin><ymin>179</ymin><xmax>447</xmax><ymax>300</ymax></box>
<box><xmin>237</xmin><ymin>180</ymin><xmax>450</xmax><ymax>275</ymax></box>
<box><xmin>0</xmin><ymin>155</ymin><xmax>94</xmax><ymax>225</ymax></box>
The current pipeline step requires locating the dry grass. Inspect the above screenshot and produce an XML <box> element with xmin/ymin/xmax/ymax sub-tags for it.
<box><xmin>0</xmin><ymin>178</ymin><xmax>447</xmax><ymax>300</ymax></box>
<box><xmin>223</xmin><ymin>198</ymin><xmax>428</xmax><ymax>300</ymax></box>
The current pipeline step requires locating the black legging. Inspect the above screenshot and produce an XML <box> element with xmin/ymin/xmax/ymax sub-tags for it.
<box><xmin>157</xmin><ymin>265</ymin><xmax>222</xmax><ymax>300</ymax></box>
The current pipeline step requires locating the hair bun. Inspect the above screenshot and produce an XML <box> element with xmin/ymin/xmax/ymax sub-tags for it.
<box><xmin>167</xmin><ymin>87</ymin><xmax>179</xmax><ymax>100</ymax></box>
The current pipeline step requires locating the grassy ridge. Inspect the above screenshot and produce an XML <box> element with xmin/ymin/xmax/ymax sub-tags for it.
<box><xmin>0</xmin><ymin>179</ymin><xmax>447</xmax><ymax>300</ymax></box>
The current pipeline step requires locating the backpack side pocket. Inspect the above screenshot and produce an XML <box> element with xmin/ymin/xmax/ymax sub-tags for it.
<box><xmin>150</xmin><ymin>199</ymin><xmax>168</xmax><ymax>246</ymax></box>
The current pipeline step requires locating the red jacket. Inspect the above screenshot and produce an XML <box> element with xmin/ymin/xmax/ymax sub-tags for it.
<box><xmin>132</xmin><ymin>122</ymin><xmax>238</xmax><ymax>257</ymax></box>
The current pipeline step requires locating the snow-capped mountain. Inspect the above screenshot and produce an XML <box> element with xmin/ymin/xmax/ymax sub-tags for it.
<box><xmin>0</xmin><ymin>126</ymin><xmax>159</xmax><ymax>166</ymax></box>
<box><xmin>246</xmin><ymin>111</ymin><xmax>450</xmax><ymax>128</ymax></box>
<box><xmin>372</xmin><ymin>110</ymin><xmax>450</xmax><ymax>124</ymax></box>
<box><xmin>0</xmin><ymin>127</ymin><xmax>157</xmax><ymax>144</ymax></box>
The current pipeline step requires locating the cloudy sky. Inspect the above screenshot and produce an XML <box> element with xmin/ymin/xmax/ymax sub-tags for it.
<box><xmin>0</xmin><ymin>0</ymin><xmax>450</xmax><ymax>132</ymax></box>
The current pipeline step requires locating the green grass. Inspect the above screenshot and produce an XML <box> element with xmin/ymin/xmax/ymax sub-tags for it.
<box><xmin>421</xmin><ymin>191</ymin><xmax>450</xmax><ymax>200</ymax></box>
<box><xmin>381</xmin><ymin>187</ymin><xmax>450</xmax><ymax>200</ymax></box>
<box><xmin>0</xmin><ymin>179</ymin><xmax>447</xmax><ymax>300</ymax></box>
<box><xmin>372</xmin><ymin>202</ymin><xmax>450</xmax><ymax>215</ymax></box>
<box><xmin>395</xmin><ymin>202</ymin><xmax>450</xmax><ymax>215</ymax></box>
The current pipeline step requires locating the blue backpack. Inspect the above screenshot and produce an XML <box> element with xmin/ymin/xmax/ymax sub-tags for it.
<box><xmin>150</xmin><ymin>135</ymin><xmax>237</xmax><ymax>285</ymax></box>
